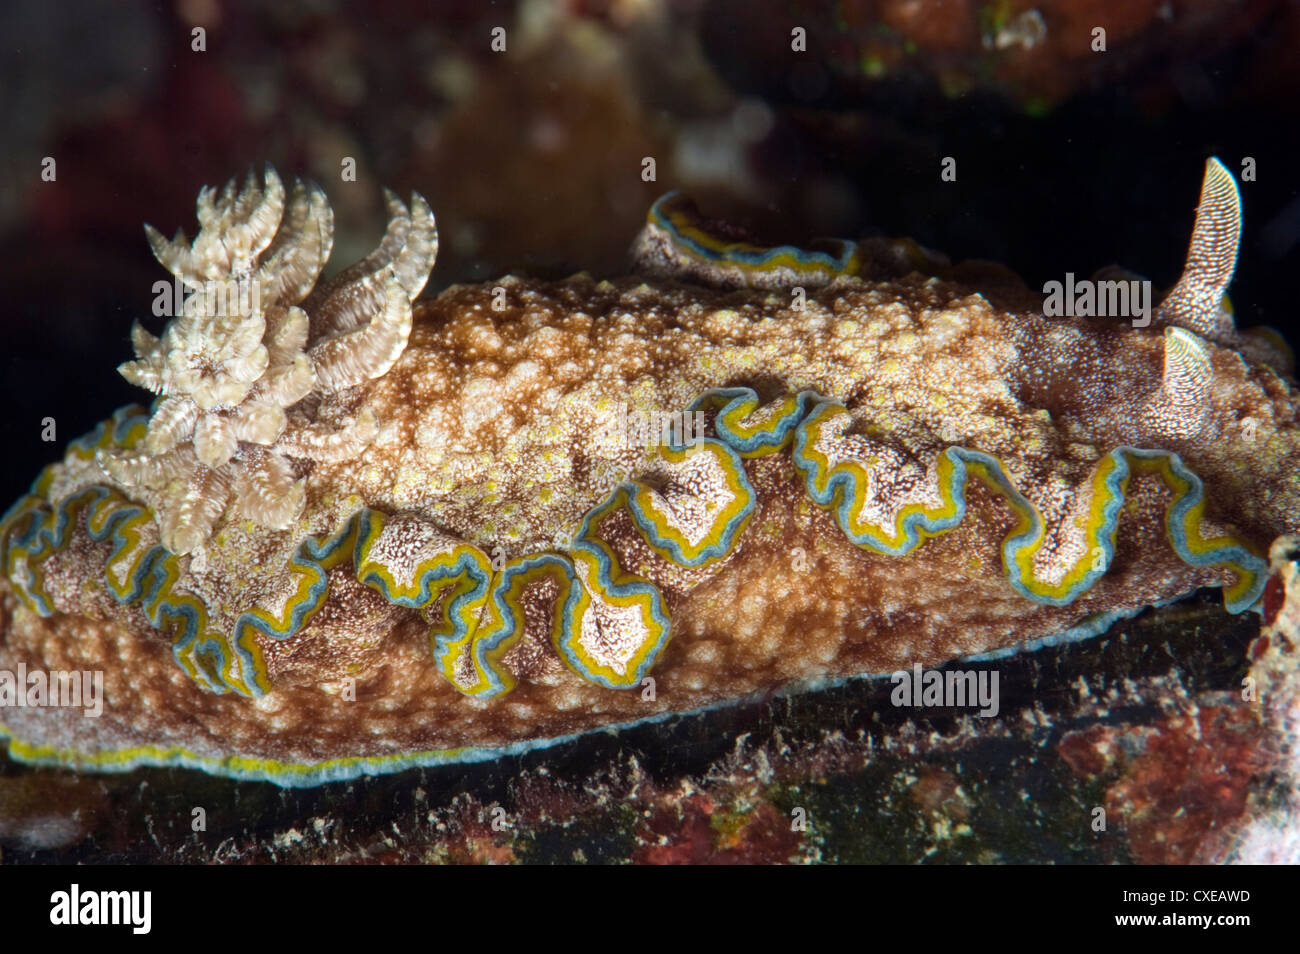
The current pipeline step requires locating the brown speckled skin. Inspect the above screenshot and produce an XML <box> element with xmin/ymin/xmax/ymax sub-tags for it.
<box><xmin>1</xmin><ymin>270</ymin><xmax>1297</xmax><ymax>770</ymax></box>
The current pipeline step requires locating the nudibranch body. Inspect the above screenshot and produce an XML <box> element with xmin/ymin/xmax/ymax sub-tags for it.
<box><xmin>1</xmin><ymin>160</ymin><xmax>1296</xmax><ymax>786</ymax></box>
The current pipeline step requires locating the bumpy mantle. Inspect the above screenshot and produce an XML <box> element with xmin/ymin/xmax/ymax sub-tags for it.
<box><xmin>1</xmin><ymin>161</ymin><xmax>1296</xmax><ymax>786</ymax></box>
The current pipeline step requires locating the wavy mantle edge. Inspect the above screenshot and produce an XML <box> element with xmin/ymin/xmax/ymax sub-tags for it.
<box><xmin>0</xmin><ymin>388</ymin><xmax>1268</xmax><ymax>709</ymax></box>
<box><xmin>0</xmin><ymin>601</ymin><xmax>1160</xmax><ymax>788</ymax></box>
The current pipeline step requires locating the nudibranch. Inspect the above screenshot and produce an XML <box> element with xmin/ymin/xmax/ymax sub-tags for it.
<box><xmin>1</xmin><ymin>160</ymin><xmax>1297</xmax><ymax>786</ymax></box>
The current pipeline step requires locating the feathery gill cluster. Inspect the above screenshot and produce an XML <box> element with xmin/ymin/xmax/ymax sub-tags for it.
<box><xmin>100</xmin><ymin>167</ymin><xmax>437</xmax><ymax>555</ymax></box>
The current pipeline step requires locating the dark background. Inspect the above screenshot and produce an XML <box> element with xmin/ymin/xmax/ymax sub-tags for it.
<box><xmin>2</xmin><ymin>0</ymin><xmax>1298</xmax><ymax>503</ymax></box>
